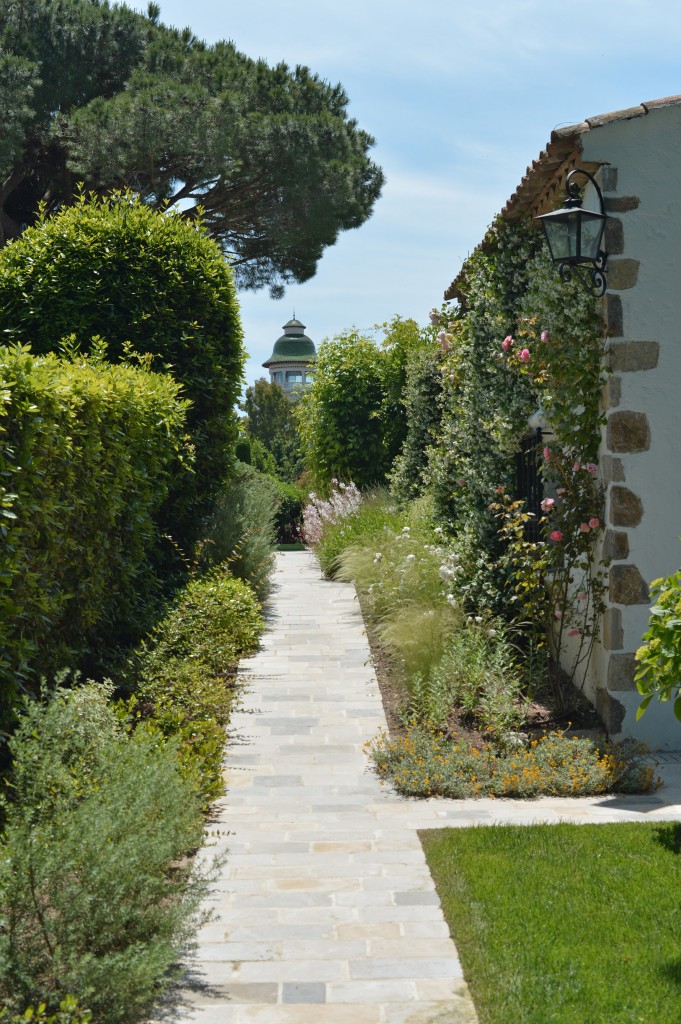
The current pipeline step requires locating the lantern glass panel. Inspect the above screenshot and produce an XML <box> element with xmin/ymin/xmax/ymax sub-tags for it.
<box><xmin>541</xmin><ymin>210</ymin><xmax>580</xmax><ymax>262</ymax></box>
<box><xmin>578</xmin><ymin>210</ymin><xmax>605</xmax><ymax>261</ymax></box>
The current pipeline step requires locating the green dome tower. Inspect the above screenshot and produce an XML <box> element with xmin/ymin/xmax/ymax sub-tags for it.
<box><xmin>262</xmin><ymin>318</ymin><xmax>316</xmax><ymax>397</ymax></box>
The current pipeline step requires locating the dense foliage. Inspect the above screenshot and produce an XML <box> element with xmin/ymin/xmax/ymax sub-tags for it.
<box><xmin>635</xmin><ymin>567</ymin><xmax>681</xmax><ymax>721</ymax></box>
<box><xmin>0</xmin><ymin>0</ymin><xmax>384</xmax><ymax>294</ymax></box>
<box><xmin>242</xmin><ymin>378</ymin><xmax>304</xmax><ymax>483</ymax></box>
<box><xmin>0</xmin><ymin>344</ymin><xmax>188</xmax><ymax>711</ymax></box>
<box><xmin>297</xmin><ymin>320</ymin><xmax>430</xmax><ymax>489</ymax></box>
<box><xmin>129</xmin><ymin>566</ymin><xmax>264</xmax><ymax>806</ymax></box>
<box><xmin>388</xmin><ymin>220</ymin><xmax>605</xmax><ymax>699</ymax></box>
<box><xmin>138</xmin><ymin>567</ymin><xmax>263</xmax><ymax>678</ymax></box>
<box><xmin>297</xmin><ymin>331</ymin><xmax>387</xmax><ymax>488</ymax></box>
<box><xmin>0</xmin><ymin>684</ymin><xmax>208</xmax><ymax>1022</ymax></box>
<box><xmin>0</xmin><ymin>193</ymin><xmax>244</xmax><ymax>547</ymax></box>
<box><xmin>0</xmin><ymin>556</ymin><xmax>265</xmax><ymax>1015</ymax></box>
<box><xmin>197</xmin><ymin>465</ymin><xmax>281</xmax><ymax>600</ymax></box>
<box><xmin>389</xmin><ymin>344</ymin><xmax>444</xmax><ymax>502</ymax></box>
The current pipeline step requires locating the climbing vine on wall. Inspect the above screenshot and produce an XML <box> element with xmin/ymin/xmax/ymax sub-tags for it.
<box><xmin>424</xmin><ymin>217</ymin><xmax>606</xmax><ymax>696</ymax></box>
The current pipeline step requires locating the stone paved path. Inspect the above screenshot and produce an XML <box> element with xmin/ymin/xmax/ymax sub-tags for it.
<box><xmin>175</xmin><ymin>551</ymin><xmax>681</xmax><ymax>1023</ymax></box>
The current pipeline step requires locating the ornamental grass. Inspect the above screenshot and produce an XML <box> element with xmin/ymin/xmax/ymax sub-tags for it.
<box><xmin>367</xmin><ymin>726</ymin><xmax>659</xmax><ymax>799</ymax></box>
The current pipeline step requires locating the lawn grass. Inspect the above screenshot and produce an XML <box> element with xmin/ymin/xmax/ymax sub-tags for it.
<box><xmin>421</xmin><ymin>822</ymin><xmax>681</xmax><ymax>1024</ymax></box>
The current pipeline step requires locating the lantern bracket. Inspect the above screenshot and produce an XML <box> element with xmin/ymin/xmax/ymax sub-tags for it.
<box><xmin>537</xmin><ymin>167</ymin><xmax>609</xmax><ymax>297</ymax></box>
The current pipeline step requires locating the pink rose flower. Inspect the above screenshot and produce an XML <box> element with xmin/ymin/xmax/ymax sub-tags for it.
<box><xmin>540</xmin><ymin>497</ymin><xmax>555</xmax><ymax>512</ymax></box>
<box><xmin>549</xmin><ymin>530</ymin><xmax>564</xmax><ymax>542</ymax></box>
<box><xmin>567</xmin><ymin>628</ymin><xmax>581</xmax><ymax>638</ymax></box>
<box><xmin>572</xmin><ymin>461</ymin><xmax>581</xmax><ymax>472</ymax></box>
<box><xmin>501</xmin><ymin>338</ymin><xmax>511</xmax><ymax>352</ymax></box>
<box><xmin>519</xmin><ymin>348</ymin><xmax>530</xmax><ymax>362</ymax></box>
<box><xmin>588</xmin><ymin>517</ymin><xmax>600</xmax><ymax>529</ymax></box>
<box><xmin>543</xmin><ymin>447</ymin><xmax>551</xmax><ymax>460</ymax></box>
<box><xmin>580</xmin><ymin>523</ymin><xmax>590</xmax><ymax>533</ymax></box>
<box><xmin>586</xmin><ymin>463</ymin><xmax>598</xmax><ymax>474</ymax></box>
<box><xmin>540</xmin><ymin>330</ymin><xmax>549</xmax><ymax>342</ymax></box>
<box><xmin>429</xmin><ymin>309</ymin><xmax>441</xmax><ymax>325</ymax></box>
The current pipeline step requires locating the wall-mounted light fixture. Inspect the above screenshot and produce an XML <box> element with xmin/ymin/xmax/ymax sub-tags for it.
<box><xmin>536</xmin><ymin>168</ymin><xmax>608</xmax><ymax>296</ymax></box>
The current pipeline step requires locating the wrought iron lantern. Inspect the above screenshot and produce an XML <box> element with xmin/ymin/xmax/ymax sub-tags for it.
<box><xmin>536</xmin><ymin>168</ymin><xmax>608</xmax><ymax>296</ymax></box>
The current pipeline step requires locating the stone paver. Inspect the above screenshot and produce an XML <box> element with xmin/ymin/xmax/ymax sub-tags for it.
<box><xmin>173</xmin><ymin>551</ymin><xmax>681</xmax><ymax>1023</ymax></box>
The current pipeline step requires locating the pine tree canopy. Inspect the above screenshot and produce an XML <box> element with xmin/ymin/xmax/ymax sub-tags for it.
<box><xmin>0</xmin><ymin>0</ymin><xmax>385</xmax><ymax>293</ymax></box>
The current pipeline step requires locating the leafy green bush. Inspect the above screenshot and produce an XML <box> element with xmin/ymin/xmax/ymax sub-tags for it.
<box><xmin>0</xmin><ymin>996</ymin><xmax>91</xmax><ymax>1023</ymax></box>
<box><xmin>128</xmin><ymin>656</ymin><xmax>237</xmax><ymax>809</ymax></box>
<box><xmin>0</xmin><ymin>684</ymin><xmax>209</xmax><ymax>1022</ymax></box>
<box><xmin>0</xmin><ymin>192</ymin><xmax>244</xmax><ymax>548</ymax></box>
<box><xmin>296</xmin><ymin>331</ymin><xmax>391</xmax><ymax>488</ymax></box>
<box><xmin>122</xmin><ymin>564</ymin><xmax>264</xmax><ymax>808</ymax></box>
<box><xmin>367</xmin><ymin>726</ymin><xmax>659</xmax><ymax>798</ymax></box>
<box><xmin>139</xmin><ymin>567</ymin><xmax>263</xmax><ymax>677</ymax></box>
<box><xmin>0</xmin><ymin>344</ymin><xmax>188</xmax><ymax>704</ymax></box>
<box><xmin>242</xmin><ymin>378</ymin><xmax>304</xmax><ymax>483</ymax></box>
<box><xmin>635</xmin><ymin>567</ymin><xmax>681</xmax><ymax>721</ymax></box>
<box><xmin>389</xmin><ymin>345</ymin><xmax>444</xmax><ymax>503</ymax></box>
<box><xmin>273</xmin><ymin>480</ymin><xmax>305</xmax><ymax>544</ymax></box>
<box><xmin>197</xmin><ymin>466</ymin><xmax>280</xmax><ymax>600</ymax></box>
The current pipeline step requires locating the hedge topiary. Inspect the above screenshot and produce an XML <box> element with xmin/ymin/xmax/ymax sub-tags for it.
<box><xmin>0</xmin><ymin>344</ymin><xmax>189</xmax><ymax>708</ymax></box>
<box><xmin>0</xmin><ymin>192</ymin><xmax>245</xmax><ymax>548</ymax></box>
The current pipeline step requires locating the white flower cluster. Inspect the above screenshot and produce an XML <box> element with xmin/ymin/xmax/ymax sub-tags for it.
<box><xmin>437</xmin><ymin>551</ymin><xmax>461</xmax><ymax>583</ymax></box>
<box><xmin>300</xmin><ymin>481</ymin><xmax>362</xmax><ymax>546</ymax></box>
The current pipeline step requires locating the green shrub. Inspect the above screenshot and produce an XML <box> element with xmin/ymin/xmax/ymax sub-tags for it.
<box><xmin>140</xmin><ymin>567</ymin><xmax>263</xmax><ymax>676</ymax></box>
<box><xmin>128</xmin><ymin>656</ymin><xmax>237</xmax><ymax>809</ymax></box>
<box><xmin>122</xmin><ymin>565</ymin><xmax>263</xmax><ymax>809</ymax></box>
<box><xmin>635</xmin><ymin>567</ymin><xmax>681</xmax><ymax>721</ymax></box>
<box><xmin>242</xmin><ymin>378</ymin><xmax>304</xmax><ymax>482</ymax></box>
<box><xmin>248</xmin><ymin>436</ymin><xmax>280</xmax><ymax>477</ymax></box>
<box><xmin>367</xmin><ymin>726</ymin><xmax>659</xmax><ymax>799</ymax></box>
<box><xmin>273</xmin><ymin>480</ymin><xmax>305</xmax><ymax>544</ymax></box>
<box><xmin>197</xmin><ymin>466</ymin><xmax>280</xmax><ymax>600</ymax></box>
<box><xmin>0</xmin><ymin>344</ymin><xmax>188</xmax><ymax>705</ymax></box>
<box><xmin>0</xmin><ymin>996</ymin><xmax>91</xmax><ymax>1023</ymax></box>
<box><xmin>428</xmin><ymin>622</ymin><xmax>526</xmax><ymax>735</ymax></box>
<box><xmin>389</xmin><ymin>345</ymin><xmax>444</xmax><ymax>503</ymax></box>
<box><xmin>0</xmin><ymin>684</ymin><xmax>209</xmax><ymax>1022</ymax></box>
<box><xmin>296</xmin><ymin>331</ymin><xmax>391</xmax><ymax>489</ymax></box>
<box><xmin>0</xmin><ymin>192</ymin><xmax>244</xmax><ymax>549</ymax></box>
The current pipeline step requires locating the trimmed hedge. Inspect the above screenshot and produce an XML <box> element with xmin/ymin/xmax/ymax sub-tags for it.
<box><xmin>129</xmin><ymin>567</ymin><xmax>265</xmax><ymax>808</ymax></box>
<box><xmin>0</xmin><ymin>344</ymin><xmax>189</xmax><ymax>706</ymax></box>
<box><xmin>0</xmin><ymin>193</ymin><xmax>245</xmax><ymax>548</ymax></box>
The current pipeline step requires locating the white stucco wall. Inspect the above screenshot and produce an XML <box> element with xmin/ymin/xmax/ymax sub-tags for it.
<box><xmin>580</xmin><ymin>102</ymin><xmax>681</xmax><ymax>747</ymax></box>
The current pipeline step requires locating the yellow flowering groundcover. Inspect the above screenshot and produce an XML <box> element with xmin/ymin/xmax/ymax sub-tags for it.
<box><xmin>367</xmin><ymin>726</ymin><xmax>659</xmax><ymax>798</ymax></box>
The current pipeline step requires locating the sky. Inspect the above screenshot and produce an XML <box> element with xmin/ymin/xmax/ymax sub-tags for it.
<box><xmin>139</xmin><ymin>0</ymin><xmax>681</xmax><ymax>389</ymax></box>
